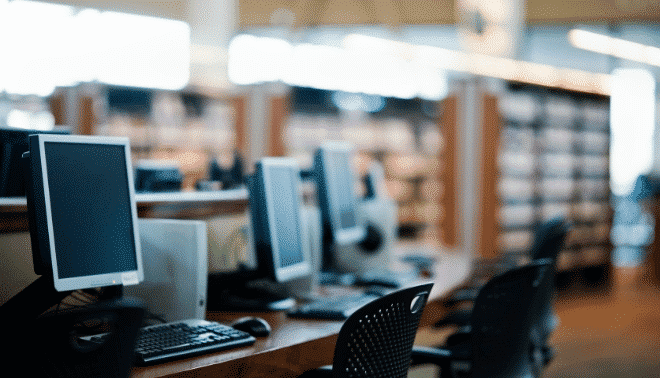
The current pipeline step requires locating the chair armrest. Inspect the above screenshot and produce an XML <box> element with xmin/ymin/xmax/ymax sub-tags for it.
<box><xmin>298</xmin><ymin>365</ymin><xmax>333</xmax><ymax>378</ymax></box>
<box><xmin>411</xmin><ymin>346</ymin><xmax>453</xmax><ymax>366</ymax></box>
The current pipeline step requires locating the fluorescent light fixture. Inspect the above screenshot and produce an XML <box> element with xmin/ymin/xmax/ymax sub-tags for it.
<box><xmin>228</xmin><ymin>34</ymin><xmax>449</xmax><ymax>100</ymax></box>
<box><xmin>610</xmin><ymin>69</ymin><xmax>655</xmax><ymax>196</ymax></box>
<box><xmin>569</xmin><ymin>29</ymin><xmax>660</xmax><ymax>67</ymax></box>
<box><xmin>343</xmin><ymin>34</ymin><xmax>611</xmax><ymax>95</ymax></box>
<box><xmin>95</xmin><ymin>12</ymin><xmax>190</xmax><ymax>90</ymax></box>
<box><xmin>0</xmin><ymin>1</ymin><xmax>190</xmax><ymax>96</ymax></box>
<box><xmin>228</xmin><ymin>33</ymin><xmax>610</xmax><ymax>97</ymax></box>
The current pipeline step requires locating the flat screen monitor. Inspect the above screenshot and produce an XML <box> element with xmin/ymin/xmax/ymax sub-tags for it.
<box><xmin>314</xmin><ymin>141</ymin><xmax>366</xmax><ymax>246</ymax></box>
<box><xmin>27</xmin><ymin>134</ymin><xmax>143</xmax><ymax>292</ymax></box>
<box><xmin>249</xmin><ymin>158</ymin><xmax>310</xmax><ymax>283</ymax></box>
<box><xmin>0</xmin><ymin>127</ymin><xmax>69</xmax><ymax>197</ymax></box>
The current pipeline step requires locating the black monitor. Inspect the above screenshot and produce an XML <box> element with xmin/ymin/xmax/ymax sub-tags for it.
<box><xmin>314</xmin><ymin>142</ymin><xmax>366</xmax><ymax>269</ymax></box>
<box><xmin>26</xmin><ymin>134</ymin><xmax>144</xmax><ymax>292</ymax></box>
<box><xmin>249</xmin><ymin>158</ymin><xmax>311</xmax><ymax>283</ymax></box>
<box><xmin>0</xmin><ymin>127</ymin><xmax>69</xmax><ymax>197</ymax></box>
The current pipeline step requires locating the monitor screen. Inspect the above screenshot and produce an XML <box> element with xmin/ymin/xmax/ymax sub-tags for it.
<box><xmin>30</xmin><ymin>135</ymin><xmax>143</xmax><ymax>292</ymax></box>
<box><xmin>249</xmin><ymin>158</ymin><xmax>310</xmax><ymax>283</ymax></box>
<box><xmin>269</xmin><ymin>165</ymin><xmax>304</xmax><ymax>268</ymax></box>
<box><xmin>315</xmin><ymin>142</ymin><xmax>366</xmax><ymax>246</ymax></box>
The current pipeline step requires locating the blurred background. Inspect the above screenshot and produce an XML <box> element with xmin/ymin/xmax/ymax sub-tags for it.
<box><xmin>2</xmin><ymin>0</ymin><xmax>658</xmax><ymax>279</ymax></box>
<box><xmin>2</xmin><ymin>0</ymin><xmax>660</xmax><ymax>376</ymax></box>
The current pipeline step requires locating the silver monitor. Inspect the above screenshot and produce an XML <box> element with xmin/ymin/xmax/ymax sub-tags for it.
<box><xmin>315</xmin><ymin>141</ymin><xmax>366</xmax><ymax>246</ymax></box>
<box><xmin>28</xmin><ymin>134</ymin><xmax>143</xmax><ymax>292</ymax></box>
<box><xmin>249</xmin><ymin>158</ymin><xmax>311</xmax><ymax>283</ymax></box>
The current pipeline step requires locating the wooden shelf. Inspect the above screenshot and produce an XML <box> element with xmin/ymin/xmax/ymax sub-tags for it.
<box><xmin>0</xmin><ymin>188</ymin><xmax>250</xmax><ymax>234</ymax></box>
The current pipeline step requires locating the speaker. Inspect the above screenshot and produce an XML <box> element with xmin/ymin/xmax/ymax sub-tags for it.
<box><xmin>125</xmin><ymin>219</ymin><xmax>208</xmax><ymax>322</ymax></box>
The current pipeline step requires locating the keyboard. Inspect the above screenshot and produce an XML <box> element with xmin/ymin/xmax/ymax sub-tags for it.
<box><xmin>85</xmin><ymin>319</ymin><xmax>256</xmax><ymax>366</ymax></box>
<box><xmin>287</xmin><ymin>293</ymin><xmax>381</xmax><ymax>320</ymax></box>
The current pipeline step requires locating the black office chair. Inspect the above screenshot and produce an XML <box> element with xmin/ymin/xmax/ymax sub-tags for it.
<box><xmin>15</xmin><ymin>298</ymin><xmax>144</xmax><ymax>378</ymax></box>
<box><xmin>298</xmin><ymin>283</ymin><xmax>434</xmax><ymax>378</ymax></box>
<box><xmin>434</xmin><ymin>219</ymin><xmax>569</xmax><ymax>376</ymax></box>
<box><xmin>436</xmin><ymin>218</ymin><xmax>569</xmax><ymax>326</ymax></box>
<box><xmin>411</xmin><ymin>260</ymin><xmax>552</xmax><ymax>378</ymax></box>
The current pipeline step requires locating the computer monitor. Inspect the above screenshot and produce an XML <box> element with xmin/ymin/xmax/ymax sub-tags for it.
<box><xmin>26</xmin><ymin>134</ymin><xmax>143</xmax><ymax>292</ymax></box>
<box><xmin>249</xmin><ymin>158</ymin><xmax>311</xmax><ymax>283</ymax></box>
<box><xmin>0</xmin><ymin>127</ymin><xmax>69</xmax><ymax>197</ymax></box>
<box><xmin>314</xmin><ymin>142</ymin><xmax>366</xmax><ymax>269</ymax></box>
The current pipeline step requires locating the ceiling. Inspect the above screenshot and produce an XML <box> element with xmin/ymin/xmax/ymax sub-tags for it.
<box><xmin>238</xmin><ymin>0</ymin><xmax>660</xmax><ymax>28</ymax></box>
<box><xmin>43</xmin><ymin>0</ymin><xmax>660</xmax><ymax>27</ymax></box>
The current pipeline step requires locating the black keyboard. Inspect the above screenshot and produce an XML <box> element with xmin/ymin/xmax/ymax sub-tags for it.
<box><xmin>86</xmin><ymin>319</ymin><xmax>256</xmax><ymax>366</ymax></box>
<box><xmin>287</xmin><ymin>293</ymin><xmax>381</xmax><ymax>320</ymax></box>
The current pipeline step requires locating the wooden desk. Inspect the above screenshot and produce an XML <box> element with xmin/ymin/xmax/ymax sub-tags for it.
<box><xmin>131</xmin><ymin>251</ymin><xmax>471</xmax><ymax>378</ymax></box>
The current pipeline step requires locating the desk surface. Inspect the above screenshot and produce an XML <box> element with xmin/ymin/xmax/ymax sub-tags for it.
<box><xmin>131</xmin><ymin>250</ymin><xmax>470</xmax><ymax>378</ymax></box>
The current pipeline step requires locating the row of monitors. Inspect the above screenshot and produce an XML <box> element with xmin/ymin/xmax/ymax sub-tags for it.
<box><xmin>20</xmin><ymin>133</ymin><xmax>365</xmax><ymax>293</ymax></box>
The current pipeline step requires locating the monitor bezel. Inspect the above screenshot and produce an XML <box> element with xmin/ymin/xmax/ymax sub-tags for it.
<box><xmin>260</xmin><ymin>158</ymin><xmax>311</xmax><ymax>283</ymax></box>
<box><xmin>317</xmin><ymin>141</ymin><xmax>366</xmax><ymax>245</ymax></box>
<box><xmin>35</xmin><ymin>134</ymin><xmax>143</xmax><ymax>292</ymax></box>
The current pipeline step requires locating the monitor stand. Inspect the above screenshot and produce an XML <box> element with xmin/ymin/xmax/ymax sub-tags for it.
<box><xmin>206</xmin><ymin>276</ymin><xmax>295</xmax><ymax>312</ymax></box>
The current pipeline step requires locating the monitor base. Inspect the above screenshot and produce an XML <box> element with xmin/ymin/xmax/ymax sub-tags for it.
<box><xmin>207</xmin><ymin>282</ymin><xmax>296</xmax><ymax>312</ymax></box>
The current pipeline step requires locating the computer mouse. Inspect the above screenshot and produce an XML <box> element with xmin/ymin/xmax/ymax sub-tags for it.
<box><xmin>230</xmin><ymin>317</ymin><xmax>271</xmax><ymax>337</ymax></box>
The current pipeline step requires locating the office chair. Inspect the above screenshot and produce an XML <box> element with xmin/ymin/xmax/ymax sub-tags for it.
<box><xmin>16</xmin><ymin>298</ymin><xmax>144</xmax><ymax>378</ymax></box>
<box><xmin>437</xmin><ymin>218</ymin><xmax>569</xmax><ymax>325</ymax></box>
<box><xmin>298</xmin><ymin>283</ymin><xmax>434</xmax><ymax>378</ymax></box>
<box><xmin>411</xmin><ymin>260</ymin><xmax>552</xmax><ymax>378</ymax></box>
<box><xmin>434</xmin><ymin>219</ymin><xmax>569</xmax><ymax>375</ymax></box>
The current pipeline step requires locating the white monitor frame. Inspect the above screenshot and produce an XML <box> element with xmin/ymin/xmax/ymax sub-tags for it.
<box><xmin>318</xmin><ymin>141</ymin><xmax>366</xmax><ymax>245</ymax></box>
<box><xmin>35</xmin><ymin>134</ymin><xmax>143</xmax><ymax>292</ymax></box>
<box><xmin>260</xmin><ymin>158</ymin><xmax>311</xmax><ymax>283</ymax></box>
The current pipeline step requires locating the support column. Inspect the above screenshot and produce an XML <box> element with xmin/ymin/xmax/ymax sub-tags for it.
<box><xmin>454</xmin><ymin>78</ymin><xmax>500</xmax><ymax>259</ymax></box>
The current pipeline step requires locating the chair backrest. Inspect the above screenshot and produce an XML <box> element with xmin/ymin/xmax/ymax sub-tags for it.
<box><xmin>529</xmin><ymin>218</ymin><xmax>570</xmax><ymax>336</ymax></box>
<box><xmin>21</xmin><ymin>298</ymin><xmax>144</xmax><ymax>378</ymax></box>
<box><xmin>332</xmin><ymin>283</ymin><xmax>434</xmax><ymax>378</ymax></box>
<box><xmin>530</xmin><ymin>217</ymin><xmax>570</xmax><ymax>264</ymax></box>
<box><xmin>469</xmin><ymin>260</ymin><xmax>551</xmax><ymax>378</ymax></box>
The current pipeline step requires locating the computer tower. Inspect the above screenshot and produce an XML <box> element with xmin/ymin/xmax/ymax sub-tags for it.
<box><xmin>125</xmin><ymin>219</ymin><xmax>208</xmax><ymax>322</ymax></box>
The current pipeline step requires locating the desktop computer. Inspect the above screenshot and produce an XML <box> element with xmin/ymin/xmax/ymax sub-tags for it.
<box><xmin>312</xmin><ymin>141</ymin><xmax>414</xmax><ymax>288</ymax></box>
<box><xmin>1</xmin><ymin>134</ymin><xmax>256</xmax><ymax>366</ymax></box>
<box><xmin>202</xmin><ymin>156</ymin><xmax>380</xmax><ymax>319</ymax></box>
<box><xmin>207</xmin><ymin>158</ymin><xmax>313</xmax><ymax>310</ymax></box>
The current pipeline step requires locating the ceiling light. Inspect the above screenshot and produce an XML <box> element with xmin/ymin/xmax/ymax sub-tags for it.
<box><xmin>569</xmin><ymin>29</ymin><xmax>660</xmax><ymax>67</ymax></box>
